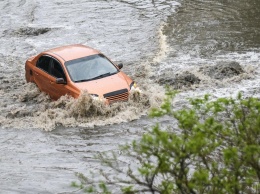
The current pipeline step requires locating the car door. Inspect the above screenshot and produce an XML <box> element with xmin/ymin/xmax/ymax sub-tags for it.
<box><xmin>34</xmin><ymin>55</ymin><xmax>52</xmax><ymax>95</ymax></box>
<box><xmin>48</xmin><ymin>58</ymin><xmax>70</xmax><ymax>100</ymax></box>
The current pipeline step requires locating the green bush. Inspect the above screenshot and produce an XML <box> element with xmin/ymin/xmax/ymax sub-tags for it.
<box><xmin>75</xmin><ymin>89</ymin><xmax>260</xmax><ymax>194</ymax></box>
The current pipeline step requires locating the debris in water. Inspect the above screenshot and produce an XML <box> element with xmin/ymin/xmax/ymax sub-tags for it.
<box><xmin>14</xmin><ymin>27</ymin><xmax>51</xmax><ymax>36</ymax></box>
<box><xmin>199</xmin><ymin>61</ymin><xmax>244</xmax><ymax>80</ymax></box>
<box><xmin>157</xmin><ymin>71</ymin><xmax>201</xmax><ymax>89</ymax></box>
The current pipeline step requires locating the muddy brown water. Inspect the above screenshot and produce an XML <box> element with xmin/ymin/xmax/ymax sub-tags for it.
<box><xmin>1</xmin><ymin>0</ymin><xmax>260</xmax><ymax>193</ymax></box>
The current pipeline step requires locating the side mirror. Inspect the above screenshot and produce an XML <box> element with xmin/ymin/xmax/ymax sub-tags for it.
<box><xmin>56</xmin><ymin>78</ymin><xmax>66</xmax><ymax>84</ymax></box>
<box><xmin>118</xmin><ymin>63</ymin><xmax>123</xmax><ymax>69</ymax></box>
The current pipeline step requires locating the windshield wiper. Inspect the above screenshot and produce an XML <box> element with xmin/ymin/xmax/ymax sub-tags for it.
<box><xmin>74</xmin><ymin>79</ymin><xmax>93</xmax><ymax>83</ymax></box>
<box><xmin>74</xmin><ymin>72</ymin><xmax>118</xmax><ymax>83</ymax></box>
<box><xmin>93</xmin><ymin>72</ymin><xmax>111</xmax><ymax>79</ymax></box>
<box><xmin>91</xmin><ymin>72</ymin><xmax>118</xmax><ymax>80</ymax></box>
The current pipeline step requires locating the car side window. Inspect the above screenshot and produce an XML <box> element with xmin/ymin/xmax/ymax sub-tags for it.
<box><xmin>36</xmin><ymin>56</ymin><xmax>51</xmax><ymax>73</ymax></box>
<box><xmin>50</xmin><ymin>59</ymin><xmax>66</xmax><ymax>79</ymax></box>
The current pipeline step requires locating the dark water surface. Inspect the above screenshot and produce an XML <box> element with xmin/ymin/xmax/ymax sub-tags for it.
<box><xmin>164</xmin><ymin>0</ymin><xmax>260</xmax><ymax>57</ymax></box>
<box><xmin>1</xmin><ymin>0</ymin><xmax>260</xmax><ymax>193</ymax></box>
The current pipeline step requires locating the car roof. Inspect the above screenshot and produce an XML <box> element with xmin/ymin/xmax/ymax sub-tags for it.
<box><xmin>45</xmin><ymin>44</ymin><xmax>100</xmax><ymax>62</ymax></box>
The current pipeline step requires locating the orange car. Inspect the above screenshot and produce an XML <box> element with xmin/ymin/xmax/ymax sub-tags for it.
<box><xmin>25</xmin><ymin>44</ymin><xmax>138</xmax><ymax>104</ymax></box>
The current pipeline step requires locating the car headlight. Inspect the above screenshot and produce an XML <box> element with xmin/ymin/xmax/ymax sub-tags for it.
<box><xmin>90</xmin><ymin>94</ymin><xmax>99</xmax><ymax>100</ymax></box>
<box><xmin>130</xmin><ymin>81</ymin><xmax>137</xmax><ymax>90</ymax></box>
<box><xmin>130</xmin><ymin>81</ymin><xmax>142</xmax><ymax>93</ymax></box>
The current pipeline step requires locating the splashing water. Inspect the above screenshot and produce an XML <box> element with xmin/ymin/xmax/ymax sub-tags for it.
<box><xmin>0</xmin><ymin>80</ymin><xmax>164</xmax><ymax>131</ymax></box>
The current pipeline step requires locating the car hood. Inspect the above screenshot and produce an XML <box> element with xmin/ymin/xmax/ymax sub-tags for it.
<box><xmin>73</xmin><ymin>72</ymin><xmax>131</xmax><ymax>96</ymax></box>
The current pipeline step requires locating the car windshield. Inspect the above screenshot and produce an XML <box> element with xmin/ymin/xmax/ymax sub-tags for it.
<box><xmin>65</xmin><ymin>54</ymin><xmax>119</xmax><ymax>82</ymax></box>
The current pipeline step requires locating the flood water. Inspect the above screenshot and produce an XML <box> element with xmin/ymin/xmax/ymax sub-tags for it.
<box><xmin>1</xmin><ymin>0</ymin><xmax>260</xmax><ymax>193</ymax></box>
